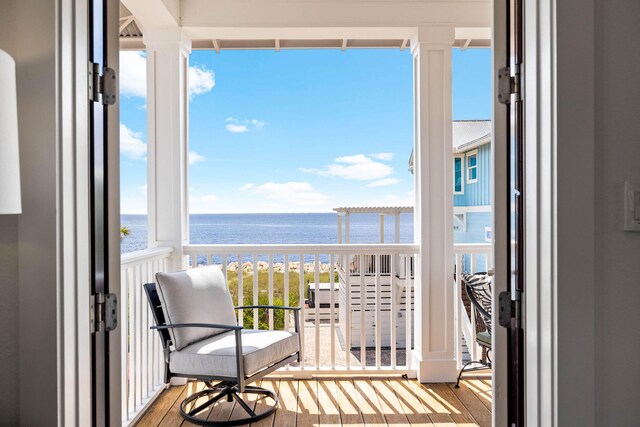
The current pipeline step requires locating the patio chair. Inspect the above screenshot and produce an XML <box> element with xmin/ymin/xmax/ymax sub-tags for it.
<box><xmin>455</xmin><ymin>272</ymin><xmax>492</xmax><ymax>388</ymax></box>
<box><xmin>144</xmin><ymin>265</ymin><xmax>301</xmax><ymax>426</ymax></box>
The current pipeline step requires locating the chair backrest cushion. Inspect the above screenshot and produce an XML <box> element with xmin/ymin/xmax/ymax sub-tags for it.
<box><xmin>155</xmin><ymin>265</ymin><xmax>237</xmax><ymax>351</ymax></box>
<box><xmin>461</xmin><ymin>272</ymin><xmax>492</xmax><ymax>333</ymax></box>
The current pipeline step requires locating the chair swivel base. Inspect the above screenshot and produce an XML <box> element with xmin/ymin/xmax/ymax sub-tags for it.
<box><xmin>180</xmin><ymin>381</ymin><xmax>278</xmax><ymax>426</ymax></box>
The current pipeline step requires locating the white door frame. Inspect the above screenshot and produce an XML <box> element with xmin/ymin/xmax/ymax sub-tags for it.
<box><xmin>58</xmin><ymin>0</ymin><xmax>92</xmax><ymax>425</ymax></box>
<box><xmin>58</xmin><ymin>0</ymin><xmax>122</xmax><ymax>425</ymax></box>
<box><xmin>522</xmin><ymin>0</ymin><xmax>596</xmax><ymax>425</ymax></box>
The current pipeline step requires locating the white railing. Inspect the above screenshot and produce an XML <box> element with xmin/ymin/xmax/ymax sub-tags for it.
<box><xmin>119</xmin><ymin>242</ymin><xmax>492</xmax><ymax>422</ymax></box>
<box><xmin>453</xmin><ymin>243</ymin><xmax>493</xmax><ymax>368</ymax></box>
<box><xmin>183</xmin><ymin>243</ymin><xmax>418</xmax><ymax>375</ymax></box>
<box><xmin>120</xmin><ymin>246</ymin><xmax>173</xmax><ymax>425</ymax></box>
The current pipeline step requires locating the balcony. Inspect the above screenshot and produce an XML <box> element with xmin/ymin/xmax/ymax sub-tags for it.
<box><xmin>120</xmin><ymin>242</ymin><xmax>492</xmax><ymax>424</ymax></box>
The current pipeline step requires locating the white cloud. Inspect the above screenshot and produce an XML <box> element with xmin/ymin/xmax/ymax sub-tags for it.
<box><xmin>226</xmin><ymin>124</ymin><xmax>249</xmax><ymax>133</ymax></box>
<box><xmin>240</xmin><ymin>181</ymin><xmax>328</xmax><ymax>205</ymax></box>
<box><xmin>188</xmin><ymin>65</ymin><xmax>215</xmax><ymax>97</ymax></box>
<box><xmin>119</xmin><ymin>51</ymin><xmax>215</xmax><ymax>99</ymax></box>
<box><xmin>138</xmin><ymin>184</ymin><xmax>147</xmax><ymax>194</ymax></box>
<box><xmin>192</xmin><ymin>194</ymin><xmax>220</xmax><ymax>202</ymax></box>
<box><xmin>120</xmin><ymin>123</ymin><xmax>147</xmax><ymax>160</ymax></box>
<box><xmin>366</xmin><ymin>178</ymin><xmax>400</xmax><ymax>187</ymax></box>
<box><xmin>189</xmin><ymin>151</ymin><xmax>206</xmax><ymax>165</ymax></box>
<box><xmin>190</xmin><ymin>194</ymin><xmax>222</xmax><ymax>213</ymax></box>
<box><xmin>303</xmin><ymin>154</ymin><xmax>394</xmax><ymax>181</ymax></box>
<box><xmin>225</xmin><ymin>117</ymin><xmax>265</xmax><ymax>133</ymax></box>
<box><xmin>120</xmin><ymin>51</ymin><xmax>147</xmax><ymax>98</ymax></box>
<box><xmin>370</xmin><ymin>152</ymin><xmax>394</xmax><ymax>161</ymax></box>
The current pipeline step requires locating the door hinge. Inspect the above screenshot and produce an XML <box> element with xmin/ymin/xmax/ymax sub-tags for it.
<box><xmin>498</xmin><ymin>290</ymin><xmax>522</xmax><ymax>328</ymax></box>
<box><xmin>90</xmin><ymin>293</ymin><xmax>118</xmax><ymax>333</ymax></box>
<box><xmin>88</xmin><ymin>61</ymin><xmax>117</xmax><ymax>105</ymax></box>
<box><xmin>498</xmin><ymin>65</ymin><xmax>521</xmax><ymax>105</ymax></box>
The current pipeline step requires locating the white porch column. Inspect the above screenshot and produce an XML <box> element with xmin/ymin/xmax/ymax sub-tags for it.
<box><xmin>144</xmin><ymin>27</ymin><xmax>191</xmax><ymax>271</ymax></box>
<box><xmin>411</xmin><ymin>25</ymin><xmax>456</xmax><ymax>382</ymax></box>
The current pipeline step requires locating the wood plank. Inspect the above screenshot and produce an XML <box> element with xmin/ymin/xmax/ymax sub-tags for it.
<box><xmin>352</xmin><ymin>378</ymin><xmax>387</xmax><ymax>427</ymax></box>
<box><xmin>136</xmin><ymin>377</ymin><xmax>493</xmax><ymax>427</ymax></box>
<box><xmin>317</xmin><ymin>379</ymin><xmax>341</xmax><ymax>427</ymax></box>
<box><xmin>251</xmin><ymin>379</ymin><xmax>280</xmax><ymax>427</ymax></box>
<box><xmin>156</xmin><ymin>381</ymin><xmax>202</xmax><ymax>427</ymax></box>
<box><xmin>335</xmin><ymin>378</ymin><xmax>364</xmax><ymax>427</ymax></box>
<box><xmin>447</xmin><ymin>382</ymin><xmax>491</xmax><ymax>427</ymax></box>
<box><xmin>134</xmin><ymin>385</ymin><xmax>183</xmax><ymax>427</ymax></box>
<box><xmin>297</xmin><ymin>378</ymin><xmax>319</xmax><ymax>427</ymax></box>
<box><xmin>405</xmin><ymin>379</ymin><xmax>457</xmax><ymax>426</ymax></box>
<box><xmin>369</xmin><ymin>378</ymin><xmax>410</xmax><ymax>427</ymax></box>
<box><xmin>273</xmin><ymin>380</ymin><xmax>298</xmax><ymax>427</ymax></box>
<box><xmin>428</xmin><ymin>383</ymin><xmax>480</xmax><ymax>426</ymax></box>
<box><xmin>387</xmin><ymin>378</ymin><xmax>435</xmax><ymax>427</ymax></box>
<box><xmin>461</xmin><ymin>375</ymin><xmax>492</xmax><ymax>411</ymax></box>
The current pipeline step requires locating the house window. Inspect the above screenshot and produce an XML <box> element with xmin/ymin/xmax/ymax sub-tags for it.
<box><xmin>454</xmin><ymin>155</ymin><xmax>464</xmax><ymax>194</ymax></box>
<box><xmin>467</xmin><ymin>150</ymin><xmax>478</xmax><ymax>183</ymax></box>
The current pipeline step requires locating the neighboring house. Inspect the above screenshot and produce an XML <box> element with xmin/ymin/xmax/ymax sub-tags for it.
<box><xmin>409</xmin><ymin>120</ymin><xmax>493</xmax><ymax>245</ymax></box>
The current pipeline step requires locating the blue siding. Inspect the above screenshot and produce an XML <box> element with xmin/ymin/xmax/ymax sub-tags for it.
<box><xmin>453</xmin><ymin>143</ymin><xmax>492</xmax><ymax>207</ymax></box>
<box><xmin>454</xmin><ymin>212</ymin><xmax>492</xmax><ymax>244</ymax></box>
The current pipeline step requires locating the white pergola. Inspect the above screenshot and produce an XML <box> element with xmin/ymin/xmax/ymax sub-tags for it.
<box><xmin>120</xmin><ymin>0</ymin><xmax>491</xmax><ymax>383</ymax></box>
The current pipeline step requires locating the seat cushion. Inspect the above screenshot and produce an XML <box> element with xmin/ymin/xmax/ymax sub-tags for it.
<box><xmin>170</xmin><ymin>329</ymin><xmax>299</xmax><ymax>378</ymax></box>
<box><xmin>477</xmin><ymin>331</ymin><xmax>491</xmax><ymax>347</ymax></box>
<box><xmin>155</xmin><ymin>265</ymin><xmax>237</xmax><ymax>351</ymax></box>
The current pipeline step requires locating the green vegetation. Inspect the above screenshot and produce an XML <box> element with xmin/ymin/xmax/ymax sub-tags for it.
<box><xmin>224</xmin><ymin>269</ymin><xmax>338</xmax><ymax>330</ymax></box>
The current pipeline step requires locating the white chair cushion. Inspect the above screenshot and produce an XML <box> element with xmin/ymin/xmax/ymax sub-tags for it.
<box><xmin>169</xmin><ymin>329</ymin><xmax>299</xmax><ymax>378</ymax></box>
<box><xmin>155</xmin><ymin>266</ymin><xmax>237</xmax><ymax>351</ymax></box>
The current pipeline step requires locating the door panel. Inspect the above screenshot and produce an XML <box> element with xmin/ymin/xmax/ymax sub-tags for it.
<box><xmin>89</xmin><ymin>0</ymin><xmax>120</xmax><ymax>425</ymax></box>
<box><xmin>505</xmin><ymin>0</ymin><xmax>525</xmax><ymax>425</ymax></box>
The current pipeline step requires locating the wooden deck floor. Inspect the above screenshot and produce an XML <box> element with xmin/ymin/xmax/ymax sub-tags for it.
<box><xmin>135</xmin><ymin>374</ymin><xmax>492</xmax><ymax>427</ymax></box>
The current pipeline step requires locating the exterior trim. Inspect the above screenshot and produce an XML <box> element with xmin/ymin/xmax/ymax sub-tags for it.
<box><xmin>454</xmin><ymin>153</ymin><xmax>465</xmax><ymax>194</ymax></box>
<box><xmin>466</xmin><ymin>149</ymin><xmax>478</xmax><ymax>183</ymax></box>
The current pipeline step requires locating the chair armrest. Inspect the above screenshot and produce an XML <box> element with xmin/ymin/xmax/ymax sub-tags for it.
<box><xmin>151</xmin><ymin>323</ymin><xmax>243</xmax><ymax>331</ymax></box>
<box><xmin>234</xmin><ymin>305</ymin><xmax>301</xmax><ymax>312</ymax></box>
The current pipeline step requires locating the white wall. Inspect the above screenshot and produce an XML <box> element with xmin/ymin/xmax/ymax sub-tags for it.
<box><xmin>0</xmin><ymin>0</ymin><xmax>59</xmax><ymax>424</ymax></box>
<box><xmin>555</xmin><ymin>0</ymin><xmax>596</xmax><ymax>424</ymax></box>
<box><xmin>16</xmin><ymin>0</ymin><xmax>59</xmax><ymax>424</ymax></box>
<box><xmin>0</xmin><ymin>0</ymin><xmax>20</xmax><ymax>423</ymax></box>
<box><xmin>594</xmin><ymin>0</ymin><xmax>640</xmax><ymax>423</ymax></box>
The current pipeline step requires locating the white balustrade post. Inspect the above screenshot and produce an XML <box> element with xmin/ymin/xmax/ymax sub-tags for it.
<box><xmin>411</xmin><ymin>26</ymin><xmax>457</xmax><ymax>382</ymax></box>
<box><xmin>144</xmin><ymin>27</ymin><xmax>191</xmax><ymax>272</ymax></box>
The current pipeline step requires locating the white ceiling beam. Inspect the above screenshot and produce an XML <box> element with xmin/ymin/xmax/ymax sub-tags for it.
<box><xmin>181</xmin><ymin>0</ymin><xmax>490</xmax><ymax>39</ymax></box>
<box><xmin>400</xmin><ymin>38</ymin><xmax>408</xmax><ymax>51</ymax></box>
<box><xmin>455</xmin><ymin>27</ymin><xmax>492</xmax><ymax>41</ymax></box>
<box><xmin>275</xmin><ymin>39</ymin><xmax>281</xmax><ymax>52</ymax></box>
<box><xmin>461</xmin><ymin>38</ymin><xmax>472</xmax><ymax>50</ymax></box>
<box><xmin>341</xmin><ymin>39</ymin><xmax>347</xmax><ymax>51</ymax></box>
<box><xmin>120</xmin><ymin>0</ymin><xmax>180</xmax><ymax>28</ymax></box>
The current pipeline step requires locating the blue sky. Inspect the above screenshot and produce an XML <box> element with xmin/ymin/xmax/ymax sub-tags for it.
<box><xmin>120</xmin><ymin>48</ymin><xmax>491</xmax><ymax>214</ymax></box>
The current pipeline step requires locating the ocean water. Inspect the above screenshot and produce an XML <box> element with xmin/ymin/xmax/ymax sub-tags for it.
<box><xmin>120</xmin><ymin>213</ymin><xmax>414</xmax><ymax>255</ymax></box>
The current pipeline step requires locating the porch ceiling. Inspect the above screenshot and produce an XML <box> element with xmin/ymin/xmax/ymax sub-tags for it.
<box><xmin>119</xmin><ymin>0</ymin><xmax>491</xmax><ymax>51</ymax></box>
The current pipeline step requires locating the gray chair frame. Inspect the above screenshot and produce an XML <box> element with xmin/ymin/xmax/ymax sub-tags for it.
<box><xmin>144</xmin><ymin>282</ymin><xmax>301</xmax><ymax>426</ymax></box>
<box><xmin>455</xmin><ymin>272</ymin><xmax>492</xmax><ymax>388</ymax></box>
